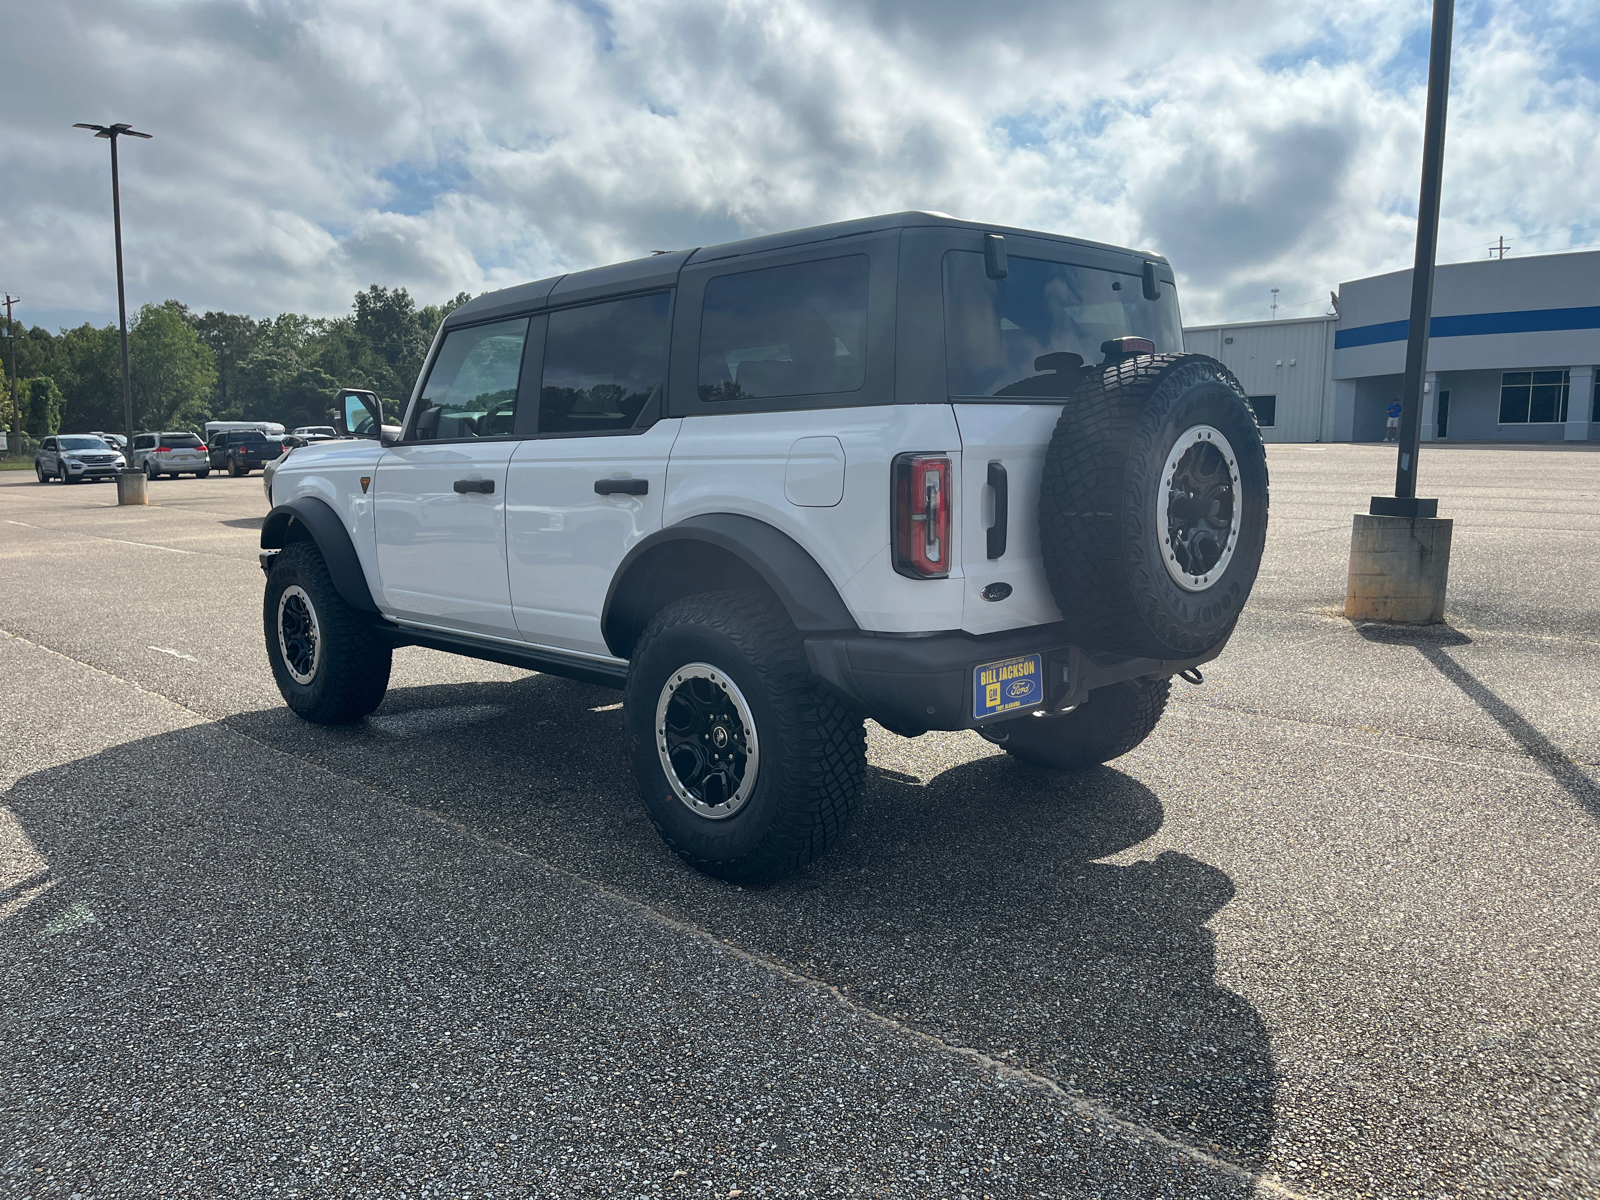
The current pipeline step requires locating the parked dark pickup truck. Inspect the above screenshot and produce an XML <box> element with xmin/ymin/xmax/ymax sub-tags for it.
<box><xmin>208</xmin><ymin>430</ymin><xmax>284</xmax><ymax>477</ymax></box>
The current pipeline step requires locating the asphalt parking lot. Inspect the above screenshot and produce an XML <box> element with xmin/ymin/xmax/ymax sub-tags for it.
<box><xmin>1</xmin><ymin>443</ymin><xmax>1597</xmax><ymax>1200</ymax></box>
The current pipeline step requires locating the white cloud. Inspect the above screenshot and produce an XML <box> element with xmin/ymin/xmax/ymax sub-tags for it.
<box><xmin>0</xmin><ymin>0</ymin><xmax>1594</xmax><ymax>330</ymax></box>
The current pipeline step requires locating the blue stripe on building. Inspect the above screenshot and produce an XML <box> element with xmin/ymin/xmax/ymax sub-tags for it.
<box><xmin>1334</xmin><ymin>305</ymin><xmax>1600</xmax><ymax>349</ymax></box>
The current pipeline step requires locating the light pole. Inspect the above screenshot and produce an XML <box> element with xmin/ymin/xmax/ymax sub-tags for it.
<box><xmin>1344</xmin><ymin>0</ymin><xmax>1455</xmax><ymax>624</ymax></box>
<box><xmin>74</xmin><ymin>121</ymin><xmax>151</xmax><ymax>501</ymax></box>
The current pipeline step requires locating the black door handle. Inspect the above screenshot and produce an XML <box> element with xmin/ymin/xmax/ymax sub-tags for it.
<box><xmin>453</xmin><ymin>479</ymin><xmax>495</xmax><ymax>494</ymax></box>
<box><xmin>595</xmin><ymin>478</ymin><xmax>648</xmax><ymax>496</ymax></box>
<box><xmin>986</xmin><ymin>462</ymin><xmax>1008</xmax><ymax>559</ymax></box>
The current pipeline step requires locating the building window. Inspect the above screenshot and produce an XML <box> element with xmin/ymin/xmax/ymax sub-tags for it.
<box><xmin>1247</xmin><ymin>394</ymin><xmax>1277</xmax><ymax>428</ymax></box>
<box><xmin>1593</xmin><ymin>379</ymin><xmax>1599</xmax><ymax>423</ymax></box>
<box><xmin>1499</xmin><ymin>370</ymin><xmax>1569</xmax><ymax>424</ymax></box>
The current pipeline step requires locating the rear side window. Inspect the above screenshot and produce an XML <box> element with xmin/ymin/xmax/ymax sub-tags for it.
<box><xmin>540</xmin><ymin>293</ymin><xmax>670</xmax><ymax>434</ymax></box>
<box><xmin>413</xmin><ymin>317</ymin><xmax>530</xmax><ymax>440</ymax></box>
<box><xmin>943</xmin><ymin>252</ymin><xmax>1183</xmax><ymax>398</ymax></box>
<box><xmin>134</xmin><ymin>435</ymin><xmax>157</xmax><ymax>449</ymax></box>
<box><xmin>698</xmin><ymin>256</ymin><xmax>868</xmax><ymax>401</ymax></box>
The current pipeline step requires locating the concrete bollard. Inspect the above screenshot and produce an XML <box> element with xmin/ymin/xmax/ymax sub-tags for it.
<box><xmin>1344</xmin><ymin>513</ymin><xmax>1452</xmax><ymax>624</ymax></box>
<box><xmin>116</xmin><ymin>470</ymin><xmax>149</xmax><ymax>506</ymax></box>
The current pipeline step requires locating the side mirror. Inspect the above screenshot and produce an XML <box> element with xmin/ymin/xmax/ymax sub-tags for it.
<box><xmin>335</xmin><ymin>389</ymin><xmax>384</xmax><ymax>439</ymax></box>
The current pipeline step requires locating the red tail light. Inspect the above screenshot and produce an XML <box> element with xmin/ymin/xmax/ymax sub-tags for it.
<box><xmin>157</xmin><ymin>445</ymin><xmax>171</xmax><ymax>452</ymax></box>
<box><xmin>892</xmin><ymin>453</ymin><xmax>952</xmax><ymax>579</ymax></box>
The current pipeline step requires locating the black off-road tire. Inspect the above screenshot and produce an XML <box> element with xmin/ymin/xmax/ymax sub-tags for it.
<box><xmin>263</xmin><ymin>541</ymin><xmax>391</xmax><ymax>724</ymax></box>
<box><xmin>624</xmin><ymin>590</ymin><xmax>867</xmax><ymax>883</ymax></box>
<box><xmin>1040</xmin><ymin>354</ymin><xmax>1268</xmax><ymax>659</ymax></box>
<box><xmin>984</xmin><ymin>677</ymin><xmax>1171</xmax><ymax>771</ymax></box>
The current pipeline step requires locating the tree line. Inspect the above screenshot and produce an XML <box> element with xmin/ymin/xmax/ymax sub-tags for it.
<box><xmin>1</xmin><ymin>285</ymin><xmax>469</xmax><ymax>444</ymax></box>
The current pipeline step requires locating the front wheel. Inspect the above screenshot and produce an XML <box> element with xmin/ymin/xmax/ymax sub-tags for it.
<box><xmin>981</xmin><ymin>677</ymin><xmax>1171</xmax><ymax>771</ymax></box>
<box><xmin>624</xmin><ymin>590</ymin><xmax>866</xmax><ymax>883</ymax></box>
<box><xmin>58</xmin><ymin>464</ymin><xmax>76</xmax><ymax>485</ymax></box>
<box><xmin>196</xmin><ymin>470</ymin><xmax>210</xmax><ymax>479</ymax></box>
<box><xmin>263</xmin><ymin>541</ymin><xmax>391</xmax><ymax>724</ymax></box>
<box><xmin>35</xmin><ymin>462</ymin><xmax>47</xmax><ymax>484</ymax></box>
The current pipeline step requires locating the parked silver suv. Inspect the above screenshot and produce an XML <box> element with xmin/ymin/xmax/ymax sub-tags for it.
<box><xmin>35</xmin><ymin>435</ymin><xmax>125</xmax><ymax>483</ymax></box>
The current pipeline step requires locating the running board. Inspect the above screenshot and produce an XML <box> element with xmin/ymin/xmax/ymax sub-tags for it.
<box><xmin>378</xmin><ymin>624</ymin><xmax>628</xmax><ymax>690</ymax></box>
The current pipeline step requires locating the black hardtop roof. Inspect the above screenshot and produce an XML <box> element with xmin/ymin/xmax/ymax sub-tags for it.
<box><xmin>445</xmin><ymin>212</ymin><xmax>1169</xmax><ymax>327</ymax></box>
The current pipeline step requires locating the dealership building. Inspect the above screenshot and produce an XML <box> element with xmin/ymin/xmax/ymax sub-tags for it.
<box><xmin>1182</xmin><ymin>249</ymin><xmax>1600</xmax><ymax>443</ymax></box>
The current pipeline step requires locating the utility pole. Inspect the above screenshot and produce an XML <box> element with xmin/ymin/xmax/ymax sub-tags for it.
<box><xmin>2</xmin><ymin>295</ymin><xmax>16</xmax><ymax>451</ymax></box>
<box><xmin>74</xmin><ymin>122</ymin><xmax>152</xmax><ymax>501</ymax></box>
<box><xmin>1344</xmin><ymin>0</ymin><xmax>1456</xmax><ymax>625</ymax></box>
<box><xmin>1491</xmin><ymin>235</ymin><xmax>1507</xmax><ymax>260</ymax></box>
<box><xmin>1271</xmin><ymin>287</ymin><xmax>1279</xmax><ymax>320</ymax></box>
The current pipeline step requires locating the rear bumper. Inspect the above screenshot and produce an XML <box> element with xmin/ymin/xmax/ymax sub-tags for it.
<box><xmin>805</xmin><ymin>622</ymin><xmax>1223</xmax><ymax>734</ymax></box>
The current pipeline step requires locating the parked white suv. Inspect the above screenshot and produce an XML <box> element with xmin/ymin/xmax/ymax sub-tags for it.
<box><xmin>259</xmin><ymin>213</ymin><xmax>1269</xmax><ymax>881</ymax></box>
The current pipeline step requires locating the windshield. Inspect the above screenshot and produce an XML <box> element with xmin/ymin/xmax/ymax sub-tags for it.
<box><xmin>59</xmin><ymin>436</ymin><xmax>111</xmax><ymax>451</ymax></box>
<box><xmin>944</xmin><ymin>251</ymin><xmax>1184</xmax><ymax>399</ymax></box>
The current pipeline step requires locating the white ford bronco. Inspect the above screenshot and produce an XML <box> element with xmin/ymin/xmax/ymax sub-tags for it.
<box><xmin>260</xmin><ymin>213</ymin><xmax>1268</xmax><ymax>881</ymax></box>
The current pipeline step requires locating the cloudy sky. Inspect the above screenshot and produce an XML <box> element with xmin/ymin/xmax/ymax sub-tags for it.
<box><xmin>3</xmin><ymin>0</ymin><xmax>1597</xmax><ymax>333</ymax></box>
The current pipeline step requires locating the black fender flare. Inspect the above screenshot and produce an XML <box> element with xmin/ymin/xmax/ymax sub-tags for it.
<box><xmin>601</xmin><ymin>513</ymin><xmax>858</xmax><ymax>659</ymax></box>
<box><xmin>260</xmin><ymin>496</ymin><xmax>379</xmax><ymax>614</ymax></box>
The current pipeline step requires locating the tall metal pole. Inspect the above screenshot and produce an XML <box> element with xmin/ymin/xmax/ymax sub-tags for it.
<box><xmin>109</xmin><ymin>134</ymin><xmax>134</xmax><ymax>451</ymax></box>
<box><xmin>1383</xmin><ymin>0</ymin><xmax>1454</xmax><ymax>514</ymax></box>
<box><xmin>3</xmin><ymin>295</ymin><xmax>17</xmax><ymax>448</ymax></box>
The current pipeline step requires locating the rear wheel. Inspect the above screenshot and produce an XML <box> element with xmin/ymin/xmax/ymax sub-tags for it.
<box><xmin>263</xmin><ymin>541</ymin><xmax>391</xmax><ymax>724</ymax></box>
<box><xmin>228</xmin><ymin>459</ymin><xmax>241</xmax><ymax>477</ymax></box>
<box><xmin>624</xmin><ymin>590</ymin><xmax>866</xmax><ymax>883</ymax></box>
<box><xmin>981</xmin><ymin>677</ymin><xmax>1171</xmax><ymax>771</ymax></box>
<box><xmin>196</xmin><ymin>470</ymin><xmax>210</xmax><ymax>479</ymax></box>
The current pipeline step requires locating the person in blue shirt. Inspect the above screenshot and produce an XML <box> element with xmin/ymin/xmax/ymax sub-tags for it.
<box><xmin>1385</xmin><ymin>400</ymin><xmax>1402</xmax><ymax>441</ymax></box>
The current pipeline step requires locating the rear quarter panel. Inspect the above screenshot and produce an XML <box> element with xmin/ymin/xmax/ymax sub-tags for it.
<box><xmin>663</xmin><ymin>404</ymin><xmax>968</xmax><ymax>633</ymax></box>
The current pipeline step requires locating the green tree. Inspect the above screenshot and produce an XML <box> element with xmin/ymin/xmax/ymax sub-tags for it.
<box><xmin>129</xmin><ymin>301</ymin><xmax>216</xmax><ymax>430</ymax></box>
<box><xmin>192</xmin><ymin>309</ymin><xmax>264</xmax><ymax>417</ymax></box>
<box><xmin>53</xmin><ymin>323</ymin><xmax>122</xmax><ymax>432</ymax></box>
<box><xmin>18</xmin><ymin>375</ymin><xmax>64</xmax><ymax>438</ymax></box>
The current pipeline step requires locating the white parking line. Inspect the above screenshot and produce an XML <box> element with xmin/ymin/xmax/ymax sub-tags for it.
<box><xmin>112</xmin><ymin>540</ymin><xmax>194</xmax><ymax>555</ymax></box>
<box><xmin>5</xmin><ymin>520</ymin><xmax>38</xmax><ymax>528</ymax></box>
<box><xmin>148</xmin><ymin>646</ymin><xmax>200</xmax><ymax>663</ymax></box>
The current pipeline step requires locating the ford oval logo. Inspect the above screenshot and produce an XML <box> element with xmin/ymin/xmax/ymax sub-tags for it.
<box><xmin>981</xmin><ymin>582</ymin><xmax>1013</xmax><ymax>602</ymax></box>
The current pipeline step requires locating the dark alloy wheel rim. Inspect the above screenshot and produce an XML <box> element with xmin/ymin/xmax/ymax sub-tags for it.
<box><xmin>1159</xmin><ymin>424</ymin><xmax>1242</xmax><ymax>592</ymax></box>
<box><xmin>276</xmin><ymin>585</ymin><xmax>322</xmax><ymax>685</ymax></box>
<box><xmin>655</xmin><ymin>663</ymin><xmax>760</xmax><ymax>819</ymax></box>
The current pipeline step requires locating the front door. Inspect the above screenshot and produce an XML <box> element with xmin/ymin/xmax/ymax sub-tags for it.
<box><xmin>372</xmin><ymin>315</ymin><xmax>532</xmax><ymax>639</ymax></box>
<box><xmin>506</xmin><ymin>292</ymin><xmax>676</xmax><ymax>657</ymax></box>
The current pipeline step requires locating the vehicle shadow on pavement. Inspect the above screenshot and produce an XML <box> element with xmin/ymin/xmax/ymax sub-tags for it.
<box><xmin>1356</xmin><ymin>621</ymin><xmax>1600</xmax><ymax>818</ymax></box>
<box><xmin>0</xmin><ymin>712</ymin><xmax>1268</xmax><ymax>1198</ymax></box>
<box><xmin>213</xmin><ymin>674</ymin><xmax>1278</xmax><ymax>1172</ymax></box>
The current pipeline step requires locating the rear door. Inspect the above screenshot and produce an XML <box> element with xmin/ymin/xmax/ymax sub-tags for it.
<box><xmin>372</xmin><ymin>315</ymin><xmax>534</xmax><ymax>639</ymax></box>
<box><xmin>505</xmin><ymin>295</ymin><xmax>676</xmax><ymax>656</ymax></box>
<box><xmin>936</xmin><ymin>237</ymin><xmax>1182</xmax><ymax>635</ymax></box>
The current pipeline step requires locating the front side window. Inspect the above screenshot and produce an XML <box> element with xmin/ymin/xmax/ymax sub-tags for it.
<box><xmin>1499</xmin><ymin>370</ymin><xmax>1569</xmax><ymax>424</ymax></box>
<box><xmin>944</xmin><ymin>251</ymin><xmax>1183</xmax><ymax>398</ymax></box>
<box><xmin>412</xmin><ymin>317</ymin><xmax>530</xmax><ymax>440</ymax></box>
<box><xmin>698</xmin><ymin>256</ymin><xmax>869</xmax><ymax>402</ymax></box>
<box><xmin>540</xmin><ymin>293</ymin><xmax>670</xmax><ymax>434</ymax></box>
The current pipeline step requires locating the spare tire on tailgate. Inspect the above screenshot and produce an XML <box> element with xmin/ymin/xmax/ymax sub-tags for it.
<box><xmin>1039</xmin><ymin>353</ymin><xmax>1268</xmax><ymax>660</ymax></box>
